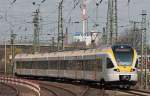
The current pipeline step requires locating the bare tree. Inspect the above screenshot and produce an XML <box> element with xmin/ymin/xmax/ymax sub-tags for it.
<box><xmin>117</xmin><ymin>27</ymin><xmax>142</xmax><ymax>50</ymax></box>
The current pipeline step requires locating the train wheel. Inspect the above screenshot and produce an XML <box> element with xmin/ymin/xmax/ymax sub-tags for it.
<box><xmin>100</xmin><ymin>79</ymin><xmax>105</xmax><ymax>88</ymax></box>
<box><xmin>120</xmin><ymin>85</ymin><xmax>130</xmax><ymax>89</ymax></box>
<box><xmin>124</xmin><ymin>85</ymin><xmax>130</xmax><ymax>89</ymax></box>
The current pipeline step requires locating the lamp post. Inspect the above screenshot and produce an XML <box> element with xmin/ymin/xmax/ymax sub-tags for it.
<box><xmin>10</xmin><ymin>32</ymin><xmax>16</xmax><ymax>76</ymax></box>
<box><xmin>50</xmin><ymin>37</ymin><xmax>55</xmax><ymax>52</ymax></box>
<box><xmin>4</xmin><ymin>40</ymin><xmax>7</xmax><ymax>75</ymax></box>
<box><xmin>48</xmin><ymin>34</ymin><xmax>55</xmax><ymax>52</ymax></box>
<box><xmin>47</xmin><ymin>34</ymin><xmax>52</xmax><ymax>52</ymax></box>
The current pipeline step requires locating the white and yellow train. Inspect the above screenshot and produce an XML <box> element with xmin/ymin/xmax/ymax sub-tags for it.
<box><xmin>14</xmin><ymin>44</ymin><xmax>138</xmax><ymax>88</ymax></box>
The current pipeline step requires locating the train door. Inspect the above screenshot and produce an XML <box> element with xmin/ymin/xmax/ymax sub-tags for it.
<box><xmin>75</xmin><ymin>60</ymin><xmax>83</xmax><ymax>80</ymax></box>
<box><xmin>94</xmin><ymin>56</ymin><xmax>98</xmax><ymax>81</ymax></box>
<box><xmin>95</xmin><ymin>56</ymin><xmax>104</xmax><ymax>81</ymax></box>
<box><xmin>58</xmin><ymin>57</ymin><xmax>65</xmax><ymax>78</ymax></box>
<box><xmin>102</xmin><ymin>57</ymin><xmax>107</xmax><ymax>79</ymax></box>
<box><xmin>65</xmin><ymin>59</ymin><xmax>75</xmax><ymax>79</ymax></box>
<box><xmin>82</xmin><ymin>59</ymin><xmax>96</xmax><ymax>81</ymax></box>
<box><xmin>83</xmin><ymin>55</ymin><xmax>96</xmax><ymax>81</ymax></box>
<box><xmin>82</xmin><ymin>55</ymin><xmax>101</xmax><ymax>81</ymax></box>
<box><xmin>83</xmin><ymin>60</ymin><xmax>91</xmax><ymax>80</ymax></box>
<box><xmin>58</xmin><ymin>60</ymin><xmax>65</xmax><ymax>78</ymax></box>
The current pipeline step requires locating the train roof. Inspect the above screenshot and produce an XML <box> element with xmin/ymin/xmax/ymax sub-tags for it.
<box><xmin>14</xmin><ymin>47</ymin><xmax>111</xmax><ymax>60</ymax></box>
<box><xmin>14</xmin><ymin>45</ymin><xmax>133</xmax><ymax>60</ymax></box>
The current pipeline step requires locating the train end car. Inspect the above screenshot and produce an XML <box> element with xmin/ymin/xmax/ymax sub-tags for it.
<box><xmin>14</xmin><ymin>44</ymin><xmax>138</xmax><ymax>89</ymax></box>
<box><xmin>101</xmin><ymin>44</ymin><xmax>138</xmax><ymax>88</ymax></box>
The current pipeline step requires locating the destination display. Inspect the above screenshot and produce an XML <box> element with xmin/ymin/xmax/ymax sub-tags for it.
<box><xmin>115</xmin><ymin>48</ymin><xmax>131</xmax><ymax>52</ymax></box>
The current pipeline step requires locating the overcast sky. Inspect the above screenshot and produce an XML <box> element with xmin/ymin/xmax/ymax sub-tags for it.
<box><xmin>0</xmin><ymin>0</ymin><xmax>150</xmax><ymax>44</ymax></box>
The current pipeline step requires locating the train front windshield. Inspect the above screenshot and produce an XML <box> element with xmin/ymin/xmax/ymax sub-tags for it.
<box><xmin>113</xmin><ymin>46</ymin><xmax>133</xmax><ymax>66</ymax></box>
<box><xmin>115</xmin><ymin>51</ymin><xmax>133</xmax><ymax>66</ymax></box>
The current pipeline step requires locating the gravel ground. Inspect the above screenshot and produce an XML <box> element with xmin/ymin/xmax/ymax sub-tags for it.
<box><xmin>0</xmin><ymin>83</ymin><xmax>38</xmax><ymax>96</ymax></box>
<box><xmin>0</xmin><ymin>83</ymin><xmax>17</xmax><ymax>96</ymax></box>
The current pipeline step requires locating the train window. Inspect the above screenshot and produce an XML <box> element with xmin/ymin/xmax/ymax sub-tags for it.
<box><xmin>74</xmin><ymin>60</ymin><xmax>82</xmax><ymax>70</ymax></box>
<box><xmin>107</xmin><ymin>58</ymin><xmax>114</xmax><ymax>68</ymax></box>
<box><xmin>135</xmin><ymin>60</ymin><xmax>138</xmax><ymax>68</ymax></box>
<box><xmin>139</xmin><ymin>57</ymin><xmax>141</xmax><ymax>60</ymax></box>
<box><xmin>72</xmin><ymin>60</ymin><xmax>77</xmax><ymax>70</ymax></box>
<box><xmin>84</xmin><ymin>60</ymin><xmax>88</xmax><ymax>71</ymax></box>
<box><xmin>32</xmin><ymin>61</ymin><xmax>38</xmax><ymax>69</ymax></box>
<box><xmin>66</xmin><ymin>60</ymin><xmax>70</xmax><ymax>70</ymax></box>
<box><xmin>38</xmin><ymin>61</ymin><xmax>48</xmax><ymax>69</ymax></box>
<box><xmin>96</xmin><ymin>59</ymin><xmax>102</xmax><ymax>72</ymax></box>
<box><xmin>16</xmin><ymin>61</ymin><xmax>22</xmax><ymax>68</ymax></box>
<box><xmin>93</xmin><ymin>60</ymin><xmax>98</xmax><ymax>71</ymax></box>
<box><xmin>63</xmin><ymin>60</ymin><xmax>67</xmax><ymax>70</ymax></box>
<box><xmin>82</xmin><ymin>60</ymin><xmax>85</xmax><ymax>70</ymax></box>
<box><xmin>48</xmin><ymin>60</ymin><xmax>58</xmax><ymax>69</ymax></box>
<box><xmin>85</xmin><ymin>60</ymin><xmax>94</xmax><ymax>71</ymax></box>
<box><xmin>91</xmin><ymin>60</ymin><xmax>94</xmax><ymax>71</ymax></box>
<box><xmin>66</xmin><ymin>60</ymin><xmax>73</xmax><ymax>70</ymax></box>
<box><xmin>22</xmin><ymin>61</ymin><xmax>32</xmax><ymax>69</ymax></box>
<box><xmin>31</xmin><ymin>61</ymin><xmax>48</xmax><ymax>69</ymax></box>
<box><xmin>71</xmin><ymin>60</ymin><xmax>76</xmax><ymax>70</ymax></box>
<box><xmin>48</xmin><ymin>61</ymin><xmax>51</xmax><ymax>69</ymax></box>
<box><xmin>77</xmin><ymin>60</ymin><xmax>83</xmax><ymax>70</ymax></box>
<box><xmin>60</xmin><ymin>60</ymin><xmax>66</xmax><ymax>70</ymax></box>
<box><xmin>81</xmin><ymin>61</ymin><xmax>84</xmax><ymax>70</ymax></box>
<box><xmin>76</xmin><ymin>61</ymin><xmax>79</xmax><ymax>70</ymax></box>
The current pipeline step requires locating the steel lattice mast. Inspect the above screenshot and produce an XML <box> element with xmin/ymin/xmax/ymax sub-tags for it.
<box><xmin>82</xmin><ymin>0</ymin><xmax>88</xmax><ymax>41</ymax></box>
<box><xmin>57</xmin><ymin>0</ymin><xmax>64</xmax><ymax>51</ymax></box>
<box><xmin>106</xmin><ymin>0</ymin><xmax>118</xmax><ymax>45</ymax></box>
<box><xmin>140</xmin><ymin>10</ymin><xmax>148</xmax><ymax>89</ymax></box>
<box><xmin>33</xmin><ymin>9</ymin><xmax>40</xmax><ymax>53</ymax></box>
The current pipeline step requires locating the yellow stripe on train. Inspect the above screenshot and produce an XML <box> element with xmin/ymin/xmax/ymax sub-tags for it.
<box><xmin>117</xmin><ymin>66</ymin><xmax>132</xmax><ymax>72</ymax></box>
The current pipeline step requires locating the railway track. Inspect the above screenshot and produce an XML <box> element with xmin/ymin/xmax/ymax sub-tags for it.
<box><xmin>118</xmin><ymin>89</ymin><xmax>150</xmax><ymax>96</ymax></box>
<box><xmin>40</xmin><ymin>85</ymin><xmax>58</xmax><ymax>96</ymax></box>
<box><xmin>80</xmin><ymin>86</ymin><xmax>90</xmax><ymax>96</ymax></box>
<box><xmin>81</xmin><ymin>86</ymin><xmax>107</xmax><ymax>96</ymax></box>
<box><xmin>38</xmin><ymin>81</ymin><xmax>109</xmax><ymax>96</ymax></box>
<box><xmin>40</xmin><ymin>82</ymin><xmax>77</xmax><ymax>96</ymax></box>
<box><xmin>0</xmin><ymin>83</ymin><xmax>19</xmax><ymax>96</ymax></box>
<box><xmin>0</xmin><ymin>76</ymin><xmax>41</xmax><ymax>96</ymax></box>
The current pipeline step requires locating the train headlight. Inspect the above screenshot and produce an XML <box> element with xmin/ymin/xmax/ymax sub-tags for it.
<box><xmin>130</xmin><ymin>68</ymin><xmax>135</xmax><ymax>72</ymax></box>
<box><xmin>114</xmin><ymin>68</ymin><xmax>120</xmax><ymax>72</ymax></box>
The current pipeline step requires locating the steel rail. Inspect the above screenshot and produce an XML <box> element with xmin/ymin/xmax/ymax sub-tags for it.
<box><xmin>0</xmin><ymin>83</ymin><xmax>19</xmax><ymax>96</ymax></box>
<box><xmin>0</xmin><ymin>76</ymin><xmax>40</xmax><ymax>96</ymax></box>
<box><xmin>118</xmin><ymin>89</ymin><xmax>150</xmax><ymax>96</ymax></box>
<box><xmin>41</xmin><ymin>86</ymin><xmax>58</xmax><ymax>96</ymax></box>
<box><xmin>80</xmin><ymin>86</ymin><xmax>90</xmax><ymax>96</ymax></box>
<box><xmin>40</xmin><ymin>82</ymin><xmax>77</xmax><ymax>96</ymax></box>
